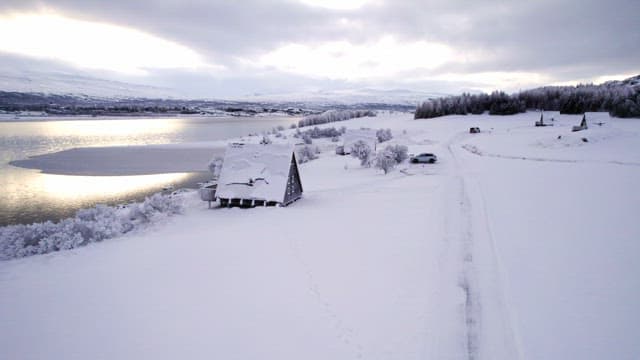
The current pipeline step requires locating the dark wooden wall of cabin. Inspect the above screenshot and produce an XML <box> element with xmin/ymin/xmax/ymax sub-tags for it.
<box><xmin>284</xmin><ymin>154</ymin><xmax>303</xmax><ymax>204</ymax></box>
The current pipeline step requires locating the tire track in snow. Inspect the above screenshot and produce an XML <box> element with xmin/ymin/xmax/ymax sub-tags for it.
<box><xmin>446</xmin><ymin>133</ymin><xmax>522</xmax><ymax>360</ymax></box>
<box><xmin>446</xmin><ymin>142</ymin><xmax>480</xmax><ymax>360</ymax></box>
<box><xmin>461</xmin><ymin>144</ymin><xmax>640</xmax><ymax>167</ymax></box>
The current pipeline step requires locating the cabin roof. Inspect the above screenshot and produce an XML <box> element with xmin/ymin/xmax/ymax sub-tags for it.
<box><xmin>215</xmin><ymin>143</ymin><xmax>296</xmax><ymax>203</ymax></box>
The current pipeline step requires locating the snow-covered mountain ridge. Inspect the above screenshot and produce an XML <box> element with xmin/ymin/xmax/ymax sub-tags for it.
<box><xmin>0</xmin><ymin>71</ymin><xmax>179</xmax><ymax>99</ymax></box>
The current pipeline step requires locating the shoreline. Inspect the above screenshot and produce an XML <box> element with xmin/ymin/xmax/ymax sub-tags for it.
<box><xmin>0</xmin><ymin>112</ymin><xmax>301</xmax><ymax>123</ymax></box>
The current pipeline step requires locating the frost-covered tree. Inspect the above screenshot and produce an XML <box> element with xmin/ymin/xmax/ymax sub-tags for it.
<box><xmin>298</xmin><ymin>110</ymin><xmax>376</xmax><ymax>128</ymax></box>
<box><xmin>294</xmin><ymin>126</ymin><xmax>343</xmax><ymax>140</ymax></box>
<box><xmin>385</xmin><ymin>144</ymin><xmax>408</xmax><ymax>164</ymax></box>
<box><xmin>376</xmin><ymin>128</ymin><xmax>393</xmax><ymax>143</ymax></box>
<box><xmin>296</xmin><ymin>145</ymin><xmax>319</xmax><ymax>163</ymax></box>
<box><xmin>374</xmin><ymin>145</ymin><xmax>408</xmax><ymax>174</ymax></box>
<box><xmin>207</xmin><ymin>156</ymin><xmax>224</xmax><ymax>179</ymax></box>
<box><xmin>350</xmin><ymin>140</ymin><xmax>372</xmax><ymax>167</ymax></box>
<box><xmin>415</xmin><ymin>75</ymin><xmax>640</xmax><ymax>119</ymax></box>
<box><xmin>375</xmin><ymin>149</ymin><xmax>397</xmax><ymax>174</ymax></box>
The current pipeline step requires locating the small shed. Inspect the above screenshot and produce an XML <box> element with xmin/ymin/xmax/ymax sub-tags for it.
<box><xmin>572</xmin><ymin>114</ymin><xmax>588</xmax><ymax>132</ymax></box>
<box><xmin>535</xmin><ymin>113</ymin><xmax>548</xmax><ymax>127</ymax></box>
<box><xmin>339</xmin><ymin>129</ymin><xmax>378</xmax><ymax>155</ymax></box>
<box><xmin>469</xmin><ymin>127</ymin><xmax>481</xmax><ymax>133</ymax></box>
<box><xmin>216</xmin><ymin>143</ymin><xmax>303</xmax><ymax>207</ymax></box>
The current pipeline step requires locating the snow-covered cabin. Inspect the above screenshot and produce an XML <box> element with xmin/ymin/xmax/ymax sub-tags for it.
<box><xmin>339</xmin><ymin>129</ymin><xmax>378</xmax><ymax>155</ymax></box>
<box><xmin>215</xmin><ymin>143</ymin><xmax>303</xmax><ymax>207</ymax></box>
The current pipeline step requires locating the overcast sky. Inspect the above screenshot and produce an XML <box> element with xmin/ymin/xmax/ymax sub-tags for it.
<box><xmin>0</xmin><ymin>0</ymin><xmax>638</xmax><ymax>98</ymax></box>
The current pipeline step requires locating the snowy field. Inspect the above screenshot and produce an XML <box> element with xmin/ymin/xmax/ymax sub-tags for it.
<box><xmin>1</xmin><ymin>111</ymin><xmax>639</xmax><ymax>359</ymax></box>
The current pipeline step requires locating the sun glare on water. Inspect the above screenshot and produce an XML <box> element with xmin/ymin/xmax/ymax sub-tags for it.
<box><xmin>39</xmin><ymin>119</ymin><xmax>183</xmax><ymax>140</ymax></box>
<box><xmin>38</xmin><ymin>173</ymin><xmax>192</xmax><ymax>201</ymax></box>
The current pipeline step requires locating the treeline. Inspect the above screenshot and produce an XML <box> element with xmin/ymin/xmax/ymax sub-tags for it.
<box><xmin>297</xmin><ymin>109</ymin><xmax>376</xmax><ymax>128</ymax></box>
<box><xmin>415</xmin><ymin>75</ymin><xmax>640</xmax><ymax>119</ymax></box>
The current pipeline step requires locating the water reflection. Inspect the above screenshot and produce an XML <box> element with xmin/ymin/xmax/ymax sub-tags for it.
<box><xmin>0</xmin><ymin>115</ymin><xmax>299</xmax><ymax>226</ymax></box>
<box><xmin>38</xmin><ymin>172</ymin><xmax>191</xmax><ymax>200</ymax></box>
<box><xmin>0</xmin><ymin>168</ymin><xmax>209</xmax><ymax>226</ymax></box>
<box><xmin>39</xmin><ymin>118</ymin><xmax>184</xmax><ymax>139</ymax></box>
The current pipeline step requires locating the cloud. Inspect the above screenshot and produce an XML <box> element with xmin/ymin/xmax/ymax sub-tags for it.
<box><xmin>298</xmin><ymin>0</ymin><xmax>373</xmax><ymax>10</ymax></box>
<box><xmin>0</xmin><ymin>0</ymin><xmax>638</xmax><ymax>97</ymax></box>
<box><xmin>253</xmin><ymin>36</ymin><xmax>456</xmax><ymax>80</ymax></box>
<box><xmin>0</xmin><ymin>12</ymin><xmax>217</xmax><ymax>75</ymax></box>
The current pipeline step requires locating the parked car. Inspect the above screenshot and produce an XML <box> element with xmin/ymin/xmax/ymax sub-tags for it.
<box><xmin>410</xmin><ymin>153</ymin><xmax>437</xmax><ymax>163</ymax></box>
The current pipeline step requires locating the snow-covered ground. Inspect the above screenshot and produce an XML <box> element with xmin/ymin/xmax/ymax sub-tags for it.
<box><xmin>1</xmin><ymin>111</ymin><xmax>638</xmax><ymax>359</ymax></box>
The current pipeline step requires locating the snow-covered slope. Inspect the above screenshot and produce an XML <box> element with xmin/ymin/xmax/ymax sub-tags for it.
<box><xmin>0</xmin><ymin>71</ymin><xmax>179</xmax><ymax>99</ymax></box>
<box><xmin>1</xmin><ymin>111</ymin><xmax>638</xmax><ymax>360</ymax></box>
<box><xmin>0</xmin><ymin>69</ymin><xmax>444</xmax><ymax>105</ymax></box>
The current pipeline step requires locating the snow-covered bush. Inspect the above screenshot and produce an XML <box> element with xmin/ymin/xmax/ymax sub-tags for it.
<box><xmin>294</xmin><ymin>126</ymin><xmax>345</xmax><ymax>140</ymax></box>
<box><xmin>351</xmin><ymin>140</ymin><xmax>373</xmax><ymax>167</ymax></box>
<box><xmin>128</xmin><ymin>193</ymin><xmax>183</xmax><ymax>224</ymax></box>
<box><xmin>296</xmin><ymin>145</ymin><xmax>319</xmax><ymax>164</ymax></box>
<box><xmin>260</xmin><ymin>135</ymin><xmax>272</xmax><ymax>144</ymax></box>
<box><xmin>207</xmin><ymin>156</ymin><xmax>224</xmax><ymax>178</ymax></box>
<box><xmin>375</xmin><ymin>150</ymin><xmax>397</xmax><ymax>174</ymax></box>
<box><xmin>385</xmin><ymin>144</ymin><xmax>408</xmax><ymax>164</ymax></box>
<box><xmin>376</xmin><ymin>128</ymin><xmax>393</xmax><ymax>143</ymax></box>
<box><xmin>0</xmin><ymin>193</ymin><xmax>184</xmax><ymax>261</ymax></box>
<box><xmin>374</xmin><ymin>145</ymin><xmax>408</xmax><ymax>174</ymax></box>
<box><xmin>302</xmin><ymin>134</ymin><xmax>313</xmax><ymax>144</ymax></box>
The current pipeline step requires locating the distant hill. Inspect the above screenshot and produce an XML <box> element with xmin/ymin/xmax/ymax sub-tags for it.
<box><xmin>0</xmin><ymin>71</ymin><xmax>179</xmax><ymax>99</ymax></box>
<box><xmin>237</xmin><ymin>88</ymin><xmax>449</xmax><ymax>106</ymax></box>
<box><xmin>0</xmin><ymin>71</ymin><xmax>427</xmax><ymax>113</ymax></box>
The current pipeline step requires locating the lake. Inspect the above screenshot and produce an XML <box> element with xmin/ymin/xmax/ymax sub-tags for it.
<box><xmin>0</xmin><ymin>115</ymin><xmax>299</xmax><ymax>226</ymax></box>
